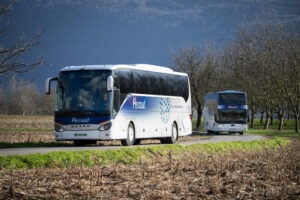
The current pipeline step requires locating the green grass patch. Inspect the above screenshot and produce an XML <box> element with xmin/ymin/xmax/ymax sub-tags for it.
<box><xmin>247</xmin><ymin>129</ymin><xmax>300</xmax><ymax>137</ymax></box>
<box><xmin>0</xmin><ymin>137</ymin><xmax>290</xmax><ymax>169</ymax></box>
<box><xmin>250</xmin><ymin>119</ymin><xmax>296</xmax><ymax>130</ymax></box>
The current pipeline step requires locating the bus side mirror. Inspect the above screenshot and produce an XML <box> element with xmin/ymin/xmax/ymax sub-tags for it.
<box><xmin>45</xmin><ymin>77</ymin><xmax>58</xmax><ymax>94</ymax></box>
<box><xmin>107</xmin><ymin>75</ymin><xmax>114</xmax><ymax>92</ymax></box>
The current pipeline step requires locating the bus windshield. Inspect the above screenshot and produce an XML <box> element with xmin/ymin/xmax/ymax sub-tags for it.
<box><xmin>219</xmin><ymin>93</ymin><xmax>246</xmax><ymax>105</ymax></box>
<box><xmin>216</xmin><ymin>110</ymin><xmax>247</xmax><ymax>124</ymax></box>
<box><xmin>55</xmin><ymin>70</ymin><xmax>112</xmax><ymax>117</ymax></box>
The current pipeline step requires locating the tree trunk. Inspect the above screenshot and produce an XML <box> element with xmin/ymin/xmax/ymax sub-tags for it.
<box><xmin>270</xmin><ymin>113</ymin><xmax>273</xmax><ymax>126</ymax></box>
<box><xmin>250</xmin><ymin>108</ymin><xmax>255</xmax><ymax>128</ymax></box>
<box><xmin>295</xmin><ymin>114</ymin><xmax>299</xmax><ymax>133</ymax></box>
<box><xmin>264</xmin><ymin>111</ymin><xmax>271</xmax><ymax>130</ymax></box>
<box><xmin>260</xmin><ymin>111</ymin><xmax>264</xmax><ymax>124</ymax></box>
<box><xmin>196</xmin><ymin>103</ymin><xmax>202</xmax><ymax>130</ymax></box>
<box><xmin>264</xmin><ymin>116</ymin><xmax>270</xmax><ymax>130</ymax></box>
<box><xmin>248</xmin><ymin>112</ymin><xmax>250</xmax><ymax>123</ymax></box>
<box><xmin>278</xmin><ymin>111</ymin><xmax>284</xmax><ymax>131</ymax></box>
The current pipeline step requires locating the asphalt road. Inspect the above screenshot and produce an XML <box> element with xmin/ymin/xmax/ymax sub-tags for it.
<box><xmin>0</xmin><ymin>133</ymin><xmax>265</xmax><ymax>156</ymax></box>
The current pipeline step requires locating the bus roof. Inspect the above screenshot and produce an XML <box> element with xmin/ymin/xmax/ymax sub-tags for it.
<box><xmin>59</xmin><ymin>64</ymin><xmax>187</xmax><ymax>76</ymax></box>
<box><xmin>218</xmin><ymin>90</ymin><xmax>246</xmax><ymax>94</ymax></box>
<box><xmin>206</xmin><ymin>90</ymin><xmax>245</xmax><ymax>95</ymax></box>
<box><xmin>205</xmin><ymin>90</ymin><xmax>246</xmax><ymax>99</ymax></box>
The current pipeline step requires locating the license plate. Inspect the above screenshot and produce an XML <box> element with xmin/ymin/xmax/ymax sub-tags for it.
<box><xmin>74</xmin><ymin>133</ymin><xmax>87</xmax><ymax>137</ymax></box>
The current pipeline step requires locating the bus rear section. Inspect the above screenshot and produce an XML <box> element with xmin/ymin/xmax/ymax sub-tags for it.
<box><xmin>203</xmin><ymin>90</ymin><xmax>248</xmax><ymax>135</ymax></box>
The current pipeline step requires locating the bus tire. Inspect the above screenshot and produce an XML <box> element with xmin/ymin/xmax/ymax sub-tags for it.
<box><xmin>121</xmin><ymin>122</ymin><xmax>135</xmax><ymax>146</ymax></box>
<box><xmin>239</xmin><ymin>132</ymin><xmax>244</xmax><ymax>135</ymax></box>
<box><xmin>166</xmin><ymin>123</ymin><xmax>178</xmax><ymax>144</ymax></box>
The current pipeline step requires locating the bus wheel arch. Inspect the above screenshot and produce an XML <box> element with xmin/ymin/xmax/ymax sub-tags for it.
<box><xmin>121</xmin><ymin>121</ymin><xmax>136</xmax><ymax>146</ymax></box>
<box><xmin>167</xmin><ymin>121</ymin><xmax>178</xmax><ymax>144</ymax></box>
<box><xmin>172</xmin><ymin>121</ymin><xmax>178</xmax><ymax>142</ymax></box>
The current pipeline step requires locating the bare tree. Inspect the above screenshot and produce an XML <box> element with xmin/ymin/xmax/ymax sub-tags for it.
<box><xmin>172</xmin><ymin>44</ymin><xmax>217</xmax><ymax>130</ymax></box>
<box><xmin>222</xmin><ymin>28</ymin><xmax>265</xmax><ymax>129</ymax></box>
<box><xmin>278</xmin><ymin>33</ymin><xmax>300</xmax><ymax>132</ymax></box>
<box><xmin>0</xmin><ymin>0</ymin><xmax>43</xmax><ymax>75</ymax></box>
<box><xmin>224</xmin><ymin>21</ymin><xmax>299</xmax><ymax>132</ymax></box>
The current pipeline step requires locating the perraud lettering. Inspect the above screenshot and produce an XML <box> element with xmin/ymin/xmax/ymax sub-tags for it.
<box><xmin>72</xmin><ymin>117</ymin><xmax>90</xmax><ymax>123</ymax></box>
<box><xmin>228</xmin><ymin>105</ymin><xmax>238</xmax><ymax>109</ymax></box>
<box><xmin>132</xmin><ymin>97</ymin><xmax>146</xmax><ymax>109</ymax></box>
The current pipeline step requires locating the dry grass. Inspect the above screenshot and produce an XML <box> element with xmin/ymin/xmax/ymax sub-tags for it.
<box><xmin>1</xmin><ymin>139</ymin><xmax>299</xmax><ymax>199</ymax></box>
<box><xmin>0</xmin><ymin>115</ymin><xmax>53</xmax><ymax>129</ymax></box>
<box><xmin>0</xmin><ymin>115</ymin><xmax>53</xmax><ymax>144</ymax></box>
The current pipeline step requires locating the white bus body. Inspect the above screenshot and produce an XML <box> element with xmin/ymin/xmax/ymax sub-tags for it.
<box><xmin>45</xmin><ymin>64</ymin><xmax>192</xmax><ymax>146</ymax></box>
<box><xmin>203</xmin><ymin>90</ymin><xmax>248</xmax><ymax>135</ymax></box>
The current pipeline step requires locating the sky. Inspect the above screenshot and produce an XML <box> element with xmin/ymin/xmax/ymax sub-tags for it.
<box><xmin>1</xmin><ymin>0</ymin><xmax>300</xmax><ymax>89</ymax></box>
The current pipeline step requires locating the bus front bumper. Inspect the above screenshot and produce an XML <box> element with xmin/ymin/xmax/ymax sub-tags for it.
<box><xmin>214</xmin><ymin>124</ymin><xmax>248</xmax><ymax>133</ymax></box>
<box><xmin>54</xmin><ymin>130</ymin><xmax>113</xmax><ymax>141</ymax></box>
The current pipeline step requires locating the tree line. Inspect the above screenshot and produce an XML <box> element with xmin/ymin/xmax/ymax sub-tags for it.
<box><xmin>173</xmin><ymin>21</ymin><xmax>299</xmax><ymax>133</ymax></box>
<box><xmin>0</xmin><ymin>76</ymin><xmax>53</xmax><ymax>115</ymax></box>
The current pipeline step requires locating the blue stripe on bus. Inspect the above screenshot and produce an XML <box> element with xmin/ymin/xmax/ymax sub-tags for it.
<box><xmin>217</xmin><ymin>105</ymin><xmax>248</xmax><ymax>110</ymax></box>
<box><xmin>55</xmin><ymin>116</ymin><xmax>111</xmax><ymax>125</ymax></box>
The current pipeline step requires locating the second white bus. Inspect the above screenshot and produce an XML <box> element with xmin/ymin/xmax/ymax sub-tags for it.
<box><xmin>203</xmin><ymin>90</ymin><xmax>248</xmax><ymax>135</ymax></box>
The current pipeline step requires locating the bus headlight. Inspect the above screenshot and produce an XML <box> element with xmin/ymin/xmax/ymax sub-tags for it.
<box><xmin>98</xmin><ymin>121</ymin><xmax>112</xmax><ymax>131</ymax></box>
<box><xmin>217</xmin><ymin>124</ymin><xmax>223</xmax><ymax>127</ymax></box>
<box><xmin>55</xmin><ymin>123</ymin><xmax>64</xmax><ymax>132</ymax></box>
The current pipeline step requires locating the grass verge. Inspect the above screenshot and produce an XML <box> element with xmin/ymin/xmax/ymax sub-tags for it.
<box><xmin>247</xmin><ymin>129</ymin><xmax>300</xmax><ymax>137</ymax></box>
<box><xmin>0</xmin><ymin>137</ymin><xmax>289</xmax><ymax>169</ymax></box>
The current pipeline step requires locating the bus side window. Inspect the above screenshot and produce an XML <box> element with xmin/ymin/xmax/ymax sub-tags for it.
<box><xmin>181</xmin><ymin>76</ymin><xmax>189</xmax><ymax>101</ymax></box>
<box><xmin>118</xmin><ymin>70</ymin><xmax>134</xmax><ymax>103</ymax></box>
<box><xmin>134</xmin><ymin>70</ymin><xmax>150</xmax><ymax>94</ymax></box>
<box><xmin>149</xmin><ymin>72</ymin><xmax>160</xmax><ymax>95</ymax></box>
<box><xmin>113</xmin><ymin>89</ymin><xmax>120</xmax><ymax>117</ymax></box>
<box><xmin>169</xmin><ymin>75</ymin><xmax>176</xmax><ymax>97</ymax></box>
<box><xmin>160</xmin><ymin>74</ymin><xmax>171</xmax><ymax>96</ymax></box>
<box><xmin>169</xmin><ymin>75</ymin><xmax>188</xmax><ymax>101</ymax></box>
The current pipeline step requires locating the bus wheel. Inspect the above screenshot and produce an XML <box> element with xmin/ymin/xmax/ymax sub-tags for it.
<box><xmin>121</xmin><ymin>123</ymin><xmax>135</xmax><ymax>146</ymax></box>
<box><xmin>166</xmin><ymin>123</ymin><xmax>178</xmax><ymax>144</ymax></box>
<box><xmin>239</xmin><ymin>132</ymin><xmax>244</xmax><ymax>135</ymax></box>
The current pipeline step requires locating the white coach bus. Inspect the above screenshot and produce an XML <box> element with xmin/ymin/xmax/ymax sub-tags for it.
<box><xmin>45</xmin><ymin>64</ymin><xmax>192</xmax><ymax>146</ymax></box>
<box><xmin>203</xmin><ymin>90</ymin><xmax>248</xmax><ymax>135</ymax></box>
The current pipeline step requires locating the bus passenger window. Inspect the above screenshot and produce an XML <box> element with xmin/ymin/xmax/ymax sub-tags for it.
<box><xmin>160</xmin><ymin>75</ymin><xmax>171</xmax><ymax>96</ymax></box>
<box><xmin>149</xmin><ymin>72</ymin><xmax>160</xmax><ymax>95</ymax></box>
<box><xmin>118</xmin><ymin>70</ymin><xmax>134</xmax><ymax>94</ymax></box>
<box><xmin>134</xmin><ymin>71</ymin><xmax>150</xmax><ymax>94</ymax></box>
